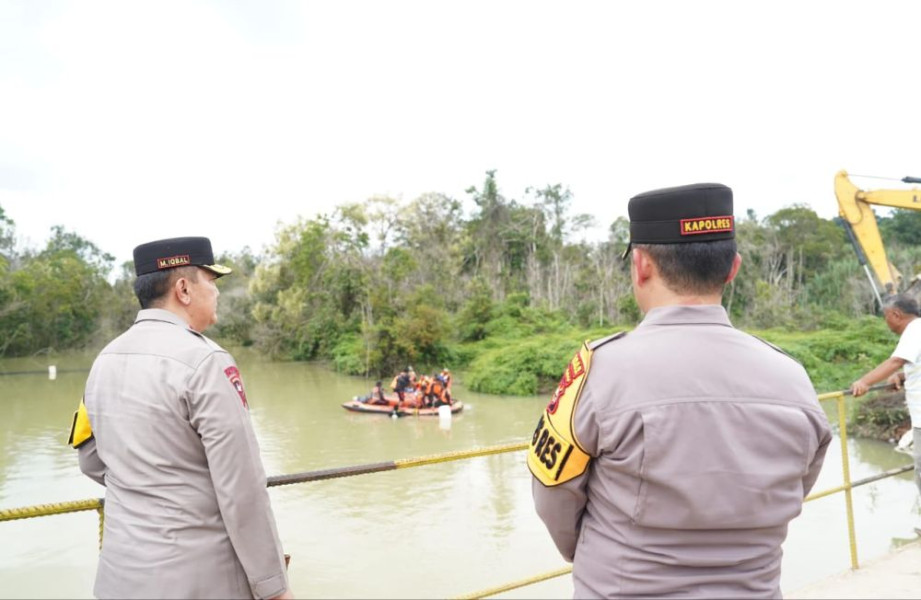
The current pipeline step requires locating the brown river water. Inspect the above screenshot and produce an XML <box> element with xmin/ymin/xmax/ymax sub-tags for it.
<box><xmin>0</xmin><ymin>348</ymin><xmax>918</xmax><ymax>598</ymax></box>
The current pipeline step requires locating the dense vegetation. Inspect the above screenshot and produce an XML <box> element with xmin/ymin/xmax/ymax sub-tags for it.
<box><xmin>850</xmin><ymin>391</ymin><xmax>911</xmax><ymax>441</ymax></box>
<box><xmin>3</xmin><ymin>172</ymin><xmax>921</xmax><ymax>417</ymax></box>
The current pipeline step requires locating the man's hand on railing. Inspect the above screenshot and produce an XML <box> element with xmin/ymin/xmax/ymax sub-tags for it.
<box><xmin>850</xmin><ymin>379</ymin><xmax>870</xmax><ymax>397</ymax></box>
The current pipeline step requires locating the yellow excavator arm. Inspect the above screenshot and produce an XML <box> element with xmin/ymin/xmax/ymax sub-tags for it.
<box><xmin>835</xmin><ymin>170</ymin><xmax>921</xmax><ymax>301</ymax></box>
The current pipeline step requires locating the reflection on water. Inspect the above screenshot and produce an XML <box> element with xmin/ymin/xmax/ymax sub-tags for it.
<box><xmin>0</xmin><ymin>349</ymin><xmax>918</xmax><ymax>599</ymax></box>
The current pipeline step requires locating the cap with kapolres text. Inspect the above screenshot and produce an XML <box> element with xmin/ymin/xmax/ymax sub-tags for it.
<box><xmin>622</xmin><ymin>183</ymin><xmax>734</xmax><ymax>259</ymax></box>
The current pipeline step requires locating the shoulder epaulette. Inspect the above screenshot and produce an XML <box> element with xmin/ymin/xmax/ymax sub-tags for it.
<box><xmin>588</xmin><ymin>331</ymin><xmax>627</xmax><ymax>351</ymax></box>
<box><xmin>749</xmin><ymin>333</ymin><xmax>800</xmax><ymax>364</ymax></box>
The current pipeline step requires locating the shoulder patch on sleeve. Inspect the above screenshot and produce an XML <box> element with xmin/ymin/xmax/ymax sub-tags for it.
<box><xmin>68</xmin><ymin>398</ymin><xmax>94</xmax><ymax>448</ymax></box>
<box><xmin>528</xmin><ymin>341</ymin><xmax>597</xmax><ymax>486</ymax></box>
<box><xmin>224</xmin><ymin>366</ymin><xmax>249</xmax><ymax>409</ymax></box>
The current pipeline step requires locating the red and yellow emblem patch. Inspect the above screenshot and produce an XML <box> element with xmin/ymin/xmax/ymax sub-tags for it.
<box><xmin>679</xmin><ymin>215</ymin><xmax>733</xmax><ymax>236</ymax></box>
<box><xmin>547</xmin><ymin>352</ymin><xmax>586</xmax><ymax>415</ymax></box>
<box><xmin>224</xmin><ymin>366</ymin><xmax>249</xmax><ymax>408</ymax></box>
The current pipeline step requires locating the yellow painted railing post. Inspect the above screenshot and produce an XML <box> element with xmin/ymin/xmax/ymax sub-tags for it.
<box><xmin>837</xmin><ymin>394</ymin><xmax>859</xmax><ymax>570</ymax></box>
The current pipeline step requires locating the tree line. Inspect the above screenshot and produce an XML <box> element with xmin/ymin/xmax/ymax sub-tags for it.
<box><xmin>4</xmin><ymin>171</ymin><xmax>921</xmax><ymax>386</ymax></box>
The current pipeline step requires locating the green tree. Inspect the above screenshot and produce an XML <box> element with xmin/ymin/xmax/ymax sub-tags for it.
<box><xmin>463</xmin><ymin>170</ymin><xmax>516</xmax><ymax>295</ymax></box>
<box><xmin>0</xmin><ymin>205</ymin><xmax>18</xmax><ymax>354</ymax></box>
<box><xmin>395</xmin><ymin>192</ymin><xmax>465</xmax><ymax>310</ymax></box>
<box><xmin>457</xmin><ymin>277</ymin><xmax>494</xmax><ymax>342</ymax></box>
<box><xmin>94</xmin><ymin>261</ymin><xmax>142</xmax><ymax>344</ymax></box>
<box><xmin>0</xmin><ymin>205</ymin><xmax>15</xmax><ymax>264</ymax></box>
<box><xmin>211</xmin><ymin>246</ymin><xmax>260</xmax><ymax>345</ymax></box>
<box><xmin>2</xmin><ymin>228</ymin><xmax>113</xmax><ymax>354</ymax></box>
<box><xmin>879</xmin><ymin>209</ymin><xmax>921</xmax><ymax>246</ymax></box>
<box><xmin>250</xmin><ymin>216</ymin><xmax>335</xmax><ymax>358</ymax></box>
<box><xmin>765</xmin><ymin>205</ymin><xmax>847</xmax><ymax>284</ymax></box>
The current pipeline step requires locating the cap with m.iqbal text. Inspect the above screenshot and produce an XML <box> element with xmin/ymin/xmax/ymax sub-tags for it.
<box><xmin>622</xmin><ymin>183</ymin><xmax>734</xmax><ymax>259</ymax></box>
<box><xmin>133</xmin><ymin>236</ymin><xmax>232</xmax><ymax>277</ymax></box>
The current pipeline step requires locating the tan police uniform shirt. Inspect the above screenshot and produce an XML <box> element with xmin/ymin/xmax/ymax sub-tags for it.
<box><xmin>79</xmin><ymin>309</ymin><xmax>288</xmax><ymax>599</ymax></box>
<box><xmin>531</xmin><ymin>305</ymin><xmax>832</xmax><ymax>599</ymax></box>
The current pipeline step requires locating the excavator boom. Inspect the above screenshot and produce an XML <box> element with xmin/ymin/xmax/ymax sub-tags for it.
<box><xmin>835</xmin><ymin>170</ymin><xmax>921</xmax><ymax>303</ymax></box>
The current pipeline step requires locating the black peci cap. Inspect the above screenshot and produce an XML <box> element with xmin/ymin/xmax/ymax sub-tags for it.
<box><xmin>622</xmin><ymin>183</ymin><xmax>734</xmax><ymax>259</ymax></box>
<box><xmin>133</xmin><ymin>236</ymin><xmax>232</xmax><ymax>278</ymax></box>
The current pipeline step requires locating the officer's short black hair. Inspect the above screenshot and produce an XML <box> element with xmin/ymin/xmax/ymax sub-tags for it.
<box><xmin>134</xmin><ymin>266</ymin><xmax>200</xmax><ymax>309</ymax></box>
<box><xmin>634</xmin><ymin>239</ymin><xmax>737</xmax><ymax>295</ymax></box>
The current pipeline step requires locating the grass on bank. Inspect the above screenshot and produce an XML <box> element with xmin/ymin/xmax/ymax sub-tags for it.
<box><xmin>456</xmin><ymin>314</ymin><xmax>897</xmax><ymax>397</ymax></box>
<box><xmin>455</xmin><ymin>312</ymin><xmax>907</xmax><ymax>439</ymax></box>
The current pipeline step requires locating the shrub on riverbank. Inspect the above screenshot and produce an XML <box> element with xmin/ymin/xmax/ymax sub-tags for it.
<box><xmin>750</xmin><ymin>315</ymin><xmax>895</xmax><ymax>393</ymax></box>
<box><xmin>456</xmin><ymin>297</ymin><xmax>614</xmax><ymax>395</ymax></box>
<box><xmin>455</xmin><ymin>313</ymin><xmax>897</xmax><ymax>397</ymax></box>
<box><xmin>454</xmin><ymin>309</ymin><xmax>906</xmax><ymax>442</ymax></box>
<box><xmin>850</xmin><ymin>391</ymin><xmax>911</xmax><ymax>441</ymax></box>
<box><xmin>463</xmin><ymin>332</ymin><xmax>606</xmax><ymax>396</ymax></box>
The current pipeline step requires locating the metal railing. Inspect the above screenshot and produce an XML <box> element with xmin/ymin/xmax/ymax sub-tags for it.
<box><xmin>0</xmin><ymin>385</ymin><xmax>914</xmax><ymax>598</ymax></box>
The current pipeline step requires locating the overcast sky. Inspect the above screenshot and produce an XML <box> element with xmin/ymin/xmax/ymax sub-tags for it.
<box><xmin>2</xmin><ymin>0</ymin><xmax>921</xmax><ymax>268</ymax></box>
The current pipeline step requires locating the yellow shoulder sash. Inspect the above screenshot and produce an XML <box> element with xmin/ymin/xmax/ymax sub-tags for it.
<box><xmin>68</xmin><ymin>399</ymin><xmax>94</xmax><ymax>448</ymax></box>
<box><xmin>528</xmin><ymin>332</ymin><xmax>626</xmax><ymax>486</ymax></box>
<box><xmin>528</xmin><ymin>341</ymin><xmax>594</xmax><ymax>486</ymax></box>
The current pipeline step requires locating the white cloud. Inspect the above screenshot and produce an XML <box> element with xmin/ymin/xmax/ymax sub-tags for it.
<box><xmin>2</xmin><ymin>0</ymin><xmax>921</xmax><ymax>267</ymax></box>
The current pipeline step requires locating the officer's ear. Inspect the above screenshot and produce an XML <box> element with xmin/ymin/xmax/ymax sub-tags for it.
<box><xmin>725</xmin><ymin>252</ymin><xmax>742</xmax><ymax>284</ymax></box>
<box><xmin>172</xmin><ymin>272</ymin><xmax>193</xmax><ymax>307</ymax></box>
<box><xmin>632</xmin><ymin>247</ymin><xmax>655</xmax><ymax>285</ymax></box>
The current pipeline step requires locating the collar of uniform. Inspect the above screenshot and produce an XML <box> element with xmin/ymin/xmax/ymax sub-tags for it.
<box><xmin>134</xmin><ymin>308</ymin><xmax>192</xmax><ymax>330</ymax></box>
<box><xmin>637</xmin><ymin>304</ymin><xmax>732</xmax><ymax>328</ymax></box>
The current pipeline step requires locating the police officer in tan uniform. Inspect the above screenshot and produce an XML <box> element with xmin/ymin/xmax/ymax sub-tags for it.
<box><xmin>70</xmin><ymin>237</ymin><xmax>292</xmax><ymax>600</ymax></box>
<box><xmin>528</xmin><ymin>184</ymin><xmax>832</xmax><ymax>599</ymax></box>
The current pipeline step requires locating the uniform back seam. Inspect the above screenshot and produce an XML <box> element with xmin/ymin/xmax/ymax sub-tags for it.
<box><xmin>604</xmin><ymin>396</ymin><xmax>827</xmax><ymax>419</ymax></box>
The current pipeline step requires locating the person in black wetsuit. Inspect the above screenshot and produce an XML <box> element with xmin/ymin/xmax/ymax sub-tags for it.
<box><xmin>393</xmin><ymin>369</ymin><xmax>411</xmax><ymax>404</ymax></box>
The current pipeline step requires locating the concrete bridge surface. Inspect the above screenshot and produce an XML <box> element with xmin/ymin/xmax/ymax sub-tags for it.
<box><xmin>788</xmin><ymin>540</ymin><xmax>921</xmax><ymax>599</ymax></box>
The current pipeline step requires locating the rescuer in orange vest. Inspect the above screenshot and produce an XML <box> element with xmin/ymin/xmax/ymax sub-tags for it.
<box><xmin>427</xmin><ymin>373</ymin><xmax>448</xmax><ymax>407</ymax></box>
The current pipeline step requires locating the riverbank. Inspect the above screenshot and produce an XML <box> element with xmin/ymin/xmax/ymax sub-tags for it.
<box><xmin>447</xmin><ymin>315</ymin><xmax>899</xmax><ymax>396</ymax></box>
<box><xmin>851</xmin><ymin>389</ymin><xmax>911</xmax><ymax>442</ymax></box>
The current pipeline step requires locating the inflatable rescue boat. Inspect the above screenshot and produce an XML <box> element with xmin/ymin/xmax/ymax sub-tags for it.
<box><xmin>342</xmin><ymin>393</ymin><xmax>463</xmax><ymax>417</ymax></box>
